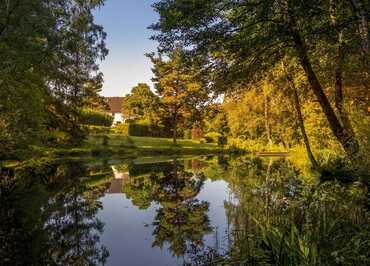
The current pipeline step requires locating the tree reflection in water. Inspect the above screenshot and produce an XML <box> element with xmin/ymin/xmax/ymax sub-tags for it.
<box><xmin>123</xmin><ymin>159</ymin><xmax>212</xmax><ymax>257</ymax></box>
<box><xmin>196</xmin><ymin>157</ymin><xmax>370</xmax><ymax>266</ymax></box>
<box><xmin>3</xmin><ymin>155</ymin><xmax>369</xmax><ymax>265</ymax></box>
<box><xmin>0</xmin><ymin>160</ymin><xmax>109</xmax><ymax>266</ymax></box>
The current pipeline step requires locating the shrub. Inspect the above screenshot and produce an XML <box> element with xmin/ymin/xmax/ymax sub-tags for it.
<box><xmin>184</xmin><ymin>129</ymin><xmax>192</xmax><ymax>139</ymax></box>
<box><xmin>204</xmin><ymin>132</ymin><xmax>221</xmax><ymax>143</ymax></box>
<box><xmin>114</xmin><ymin>123</ymin><xmax>129</xmax><ymax>135</ymax></box>
<box><xmin>78</xmin><ymin>108</ymin><xmax>113</xmax><ymax>127</ymax></box>
<box><xmin>128</xmin><ymin>123</ymin><xmax>173</xmax><ymax>138</ymax></box>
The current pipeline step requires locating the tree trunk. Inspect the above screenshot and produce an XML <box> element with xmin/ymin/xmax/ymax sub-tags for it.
<box><xmin>330</xmin><ymin>0</ymin><xmax>356</xmax><ymax>137</ymax></box>
<box><xmin>264</xmin><ymin>94</ymin><xmax>273</xmax><ymax>146</ymax></box>
<box><xmin>284</xmin><ymin>65</ymin><xmax>320</xmax><ymax>170</ymax></box>
<box><xmin>293</xmin><ymin>89</ymin><xmax>320</xmax><ymax>169</ymax></box>
<box><xmin>290</xmin><ymin>29</ymin><xmax>360</xmax><ymax>158</ymax></box>
<box><xmin>173</xmin><ymin>112</ymin><xmax>177</xmax><ymax>145</ymax></box>
<box><xmin>280</xmin><ymin>0</ymin><xmax>361</xmax><ymax>160</ymax></box>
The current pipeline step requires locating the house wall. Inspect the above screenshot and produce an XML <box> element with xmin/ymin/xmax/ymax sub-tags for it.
<box><xmin>112</xmin><ymin>113</ymin><xmax>124</xmax><ymax>125</ymax></box>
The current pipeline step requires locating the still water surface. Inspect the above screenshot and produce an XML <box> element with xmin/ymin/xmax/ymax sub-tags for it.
<box><xmin>1</xmin><ymin>155</ymin><xmax>369</xmax><ymax>265</ymax></box>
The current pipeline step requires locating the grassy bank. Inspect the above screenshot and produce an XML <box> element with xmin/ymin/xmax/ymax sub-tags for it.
<box><xmin>1</xmin><ymin>134</ymin><xmax>231</xmax><ymax>168</ymax></box>
<box><xmin>87</xmin><ymin>134</ymin><xmax>218</xmax><ymax>149</ymax></box>
<box><xmin>5</xmin><ymin>134</ymin><xmax>226</xmax><ymax>163</ymax></box>
<box><xmin>83</xmin><ymin>134</ymin><xmax>225</xmax><ymax>156</ymax></box>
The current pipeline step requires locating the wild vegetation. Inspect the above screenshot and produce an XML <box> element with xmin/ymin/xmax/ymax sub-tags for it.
<box><xmin>3</xmin><ymin>155</ymin><xmax>370</xmax><ymax>265</ymax></box>
<box><xmin>148</xmin><ymin>0</ymin><xmax>370</xmax><ymax>177</ymax></box>
<box><xmin>1</xmin><ymin>1</ymin><xmax>370</xmax><ymax>265</ymax></box>
<box><xmin>2</xmin><ymin>0</ymin><xmax>369</xmax><ymax>176</ymax></box>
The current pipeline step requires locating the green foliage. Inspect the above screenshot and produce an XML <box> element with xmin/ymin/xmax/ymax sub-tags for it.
<box><xmin>204</xmin><ymin>132</ymin><xmax>220</xmax><ymax>143</ymax></box>
<box><xmin>79</xmin><ymin>109</ymin><xmax>113</xmax><ymax>127</ymax></box>
<box><xmin>128</xmin><ymin>123</ymin><xmax>173</xmax><ymax>138</ymax></box>
<box><xmin>85</xmin><ymin>125</ymin><xmax>111</xmax><ymax>134</ymax></box>
<box><xmin>189</xmin><ymin>156</ymin><xmax>370</xmax><ymax>266</ymax></box>
<box><xmin>122</xmin><ymin>160</ymin><xmax>212</xmax><ymax>256</ymax></box>
<box><xmin>0</xmin><ymin>160</ymin><xmax>109</xmax><ymax>265</ymax></box>
<box><xmin>151</xmin><ymin>0</ymin><xmax>369</xmax><ymax>161</ymax></box>
<box><xmin>121</xmin><ymin>83</ymin><xmax>160</xmax><ymax>122</ymax></box>
<box><xmin>0</xmin><ymin>87</ymin><xmax>45</xmax><ymax>159</ymax></box>
<box><xmin>149</xmin><ymin>49</ymin><xmax>211</xmax><ymax>143</ymax></box>
<box><xmin>183</xmin><ymin>129</ymin><xmax>192</xmax><ymax>139</ymax></box>
<box><xmin>0</xmin><ymin>0</ymin><xmax>107</xmax><ymax>159</ymax></box>
<box><xmin>114</xmin><ymin>123</ymin><xmax>129</xmax><ymax>135</ymax></box>
<box><xmin>102</xmin><ymin>135</ymin><xmax>109</xmax><ymax>146</ymax></box>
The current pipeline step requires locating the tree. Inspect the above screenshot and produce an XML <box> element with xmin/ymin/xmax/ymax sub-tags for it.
<box><xmin>121</xmin><ymin>83</ymin><xmax>160</xmax><ymax>123</ymax></box>
<box><xmin>150</xmin><ymin>0</ymin><xmax>368</xmax><ymax>161</ymax></box>
<box><xmin>282</xmin><ymin>61</ymin><xmax>320</xmax><ymax>169</ymax></box>
<box><xmin>0</xmin><ymin>0</ymin><xmax>107</xmax><ymax>158</ymax></box>
<box><xmin>149</xmin><ymin>49</ymin><xmax>210</xmax><ymax>144</ymax></box>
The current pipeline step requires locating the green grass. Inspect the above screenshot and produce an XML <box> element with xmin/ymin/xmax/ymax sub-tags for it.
<box><xmin>4</xmin><ymin>134</ymin><xmax>223</xmax><ymax>166</ymax></box>
<box><xmin>86</xmin><ymin>134</ymin><xmax>218</xmax><ymax>150</ymax></box>
<box><xmin>131</xmin><ymin>155</ymin><xmax>204</xmax><ymax>166</ymax></box>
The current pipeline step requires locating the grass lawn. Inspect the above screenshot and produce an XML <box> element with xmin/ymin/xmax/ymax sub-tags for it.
<box><xmin>86</xmin><ymin>134</ymin><xmax>218</xmax><ymax>150</ymax></box>
<box><xmin>3</xmin><ymin>134</ymin><xmax>223</xmax><ymax>167</ymax></box>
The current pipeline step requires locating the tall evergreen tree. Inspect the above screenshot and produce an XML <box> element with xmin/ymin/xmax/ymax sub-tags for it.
<box><xmin>149</xmin><ymin>49</ymin><xmax>210</xmax><ymax>144</ymax></box>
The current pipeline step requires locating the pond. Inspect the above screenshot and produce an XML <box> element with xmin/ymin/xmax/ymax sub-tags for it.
<box><xmin>1</xmin><ymin>155</ymin><xmax>370</xmax><ymax>265</ymax></box>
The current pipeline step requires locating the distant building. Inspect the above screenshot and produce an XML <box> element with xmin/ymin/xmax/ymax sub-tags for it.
<box><xmin>106</xmin><ymin>97</ymin><xmax>124</xmax><ymax>125</ymax></box>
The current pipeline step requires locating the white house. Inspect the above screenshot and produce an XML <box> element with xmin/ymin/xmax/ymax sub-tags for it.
<box><xmin>106</xmin><ymin>97</ymin><xmax>124</xmax><ymax>126</ymax></box>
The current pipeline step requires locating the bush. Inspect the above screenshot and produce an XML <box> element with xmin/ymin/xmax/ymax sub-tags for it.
<box><xmin>184</xmin><ymin>129</ymin><xmax>192</xmax><ymax>139</ymax></box>
<box><xmin>204</xmin><ymin>132</ymin><xmax>221</xmax><ymax>143</ymax></box>
<box><xmin>128</xmin><ymin>123</ymin><xmax>173</xmax><ymax>138</ymax></box>
<box><xmin>114</xmin><ymin>123</ymin><xmax>129</xmax><ymax>135</ymax></box>
<box><xmin>78</xmin><ymin>108</ymin><xmax>113</xmax><ymax>127</ymax></box>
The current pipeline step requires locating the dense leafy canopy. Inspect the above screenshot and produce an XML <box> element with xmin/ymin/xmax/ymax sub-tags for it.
<box><xmin>150</xmin><ymin>0</ymin><xmax>370</xmax><ymax>165</ymax></box>
<box><xmin>0</xmin><ymin>0</ymin><xmax>107</xmax><ymax>159</ymax></box>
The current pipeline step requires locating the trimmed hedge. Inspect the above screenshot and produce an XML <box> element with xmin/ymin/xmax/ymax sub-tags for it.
<box><xmin>114</xmin><ymin>121</ymin><xmax>188</xmax><ymax>138</ymax></box>
<box><xmin>79</xmin><ymin>109</ymin><xmax>113</xmax><ymax>127</ymax></box>
<box><xmin>128</xmin><ymin>123</ymin><xmax>173</xmax><ymax>138</ymax></box>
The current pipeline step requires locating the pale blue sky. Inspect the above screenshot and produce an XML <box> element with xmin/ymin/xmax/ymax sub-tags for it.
<box><xmin>94</xmin><ymin>0</ymin><xmax>158</xmax><ymax>96</ymax></box>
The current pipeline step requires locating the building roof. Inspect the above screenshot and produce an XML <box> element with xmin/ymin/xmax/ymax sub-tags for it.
<box><xmin>106</xmin><ymin>97</ymin><xmax>123</xmax><ymax>114</ymax></box>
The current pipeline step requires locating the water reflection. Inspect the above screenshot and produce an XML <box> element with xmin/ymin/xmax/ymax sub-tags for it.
<box><xmin>0</xmin><ymin>160</ymin><xmax>109</xmax><ymax>265</ymax></box>
<box><xmin>216</xmin><ymin>157</ymin><xmax>370</xmax><ymax>265</ymax></box>
<box><xmin>1</xmin><ymin>155</ymin><xmax>370</xmax><ymax>266</ymax></box>
<box><xmin>123</xmin><ymin>160</ymin><xmax>212</xmax><ymax>257</ymax></box>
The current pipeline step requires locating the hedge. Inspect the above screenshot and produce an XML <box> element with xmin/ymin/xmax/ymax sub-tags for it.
<box><xmin>79</xmin><ymin>109</ymin><xmax>113</xmax><ymax>127</ymax></box>
<box><xmin>128</xmin><ymin>123</ymin><xmax>173</xmax><ymax>138</ymax></box>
